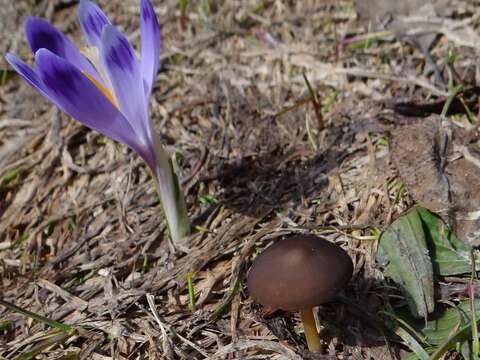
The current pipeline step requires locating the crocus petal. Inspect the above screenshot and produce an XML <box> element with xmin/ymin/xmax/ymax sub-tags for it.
<box><xmin>35</xmin><ymin>48</ymin><xmax>155</xmax><ymax>167</ymax></box>
<box><xmin>77</xmin><ymin>0</ymin><xmax>111</xmax><ymax>49</ymax></box>
<box><xmin>100</xmin><ymin>25</ymin><xmax>151</xmax><ymax>141</ymax></box>
<box><xmin>5</xmin><ymin>53</ymin><xmax>52</xmax><ymax>101</ymax></box>
<box><xmin>140</xmin><ymin>0</ymin><xmax>160</xmax><ymax>96</ymax></box>
<box><xmin>25</xmin><ymin>16</ymin><xmax>101</xmax><ymax>83</ymax></box>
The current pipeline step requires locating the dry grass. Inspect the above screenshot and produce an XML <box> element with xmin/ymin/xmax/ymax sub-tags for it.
<box><xmin>1</xmin><ymin>0</ymin><xmax>480</xmax><ymax>359</ymax></box>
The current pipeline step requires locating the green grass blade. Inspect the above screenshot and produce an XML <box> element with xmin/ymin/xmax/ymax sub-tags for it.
<box><xmin>13</xmin><ymin>330</ymin><xmax>73</xmax><ymax>360</ymax></box>
<box><xmin>0</xmin><ymin>299</ymin><xmax>73</xmax><ymax>333</ymax></box>
<box><xmin>441</xmin><ymin>84</ymin><xmax>464</xmax><ymax>118</ymax></box>
<box><xmin>186</xmin><ymin>272</ymin><xmax>196</xmax><ymax>312</ymax></box>
<box><xmin>471</xmin><ymin>250</ymin><xmax>479</xmax><ymax>359</ymax></box>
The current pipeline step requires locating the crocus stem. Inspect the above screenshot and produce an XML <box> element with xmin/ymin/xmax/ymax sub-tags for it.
<box><xmin>300</xmin><ymin>307</ymin><xmax>322</xmax><ymax>353</ymax></box>
<box><xmin>152</xmin><ymin>139</ymin><xmax>190</xmax><ymax>244</ymax></box>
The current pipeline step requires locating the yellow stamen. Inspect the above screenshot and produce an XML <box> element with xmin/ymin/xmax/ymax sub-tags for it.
<box><xmin>82</xmin><ymin>71</ymin><xmax>118</xmax><ymax>108</ymax></box>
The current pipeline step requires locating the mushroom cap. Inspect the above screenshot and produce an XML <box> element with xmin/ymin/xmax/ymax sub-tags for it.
<box><xmin>247</xmin><ymin>235</ymin><xmax>353</xmax><ymax>311</ymax></box>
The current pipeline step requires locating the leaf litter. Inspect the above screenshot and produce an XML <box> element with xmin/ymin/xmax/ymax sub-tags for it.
<box><xmin>1</xmin><ymin>0</ymin><xmax>480</xmax><ymax>359</ymax></box>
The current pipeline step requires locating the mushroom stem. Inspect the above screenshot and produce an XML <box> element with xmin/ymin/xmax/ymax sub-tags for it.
<box><xmin>300</xmin><ymin>307</ymin><xmax>322</xmax><ymax>353</ymax></box>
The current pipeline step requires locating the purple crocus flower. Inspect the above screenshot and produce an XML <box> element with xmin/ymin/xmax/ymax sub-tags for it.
<box><xmin>5</xmin><ymin>0</ymin><xmax>189</xmax><ymax>242</ymax></box>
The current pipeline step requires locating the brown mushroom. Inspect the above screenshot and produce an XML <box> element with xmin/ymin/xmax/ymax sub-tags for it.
<box><xmin>247</xmin><ymin>235</ymin><xmax>353</xmax><ymax>352</ymax></box>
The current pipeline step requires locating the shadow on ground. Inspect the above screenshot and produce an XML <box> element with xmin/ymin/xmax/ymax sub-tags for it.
<box><xmin>201</xmin><ymin>146</ymin><xmax>350</xmax><ymax>218</ymax></box>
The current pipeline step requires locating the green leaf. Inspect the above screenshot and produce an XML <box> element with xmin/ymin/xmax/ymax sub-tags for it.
<box><xmin>462</xmin><ymin>340</ymin><xmax>475</xmax><ymax>360</ymax></box>
<box><xmin>377</xmin><ymin>207</ymin><xmax>434</xmax><ymax>319</ymax></box>
<box><xmin>430</xmin><ymin>303</ymin><xmax>480</xmax><ymax>360</ymax></box>
<box><xmin>382</xmin><ymin>311</ymin><xmax>430</xmax><ymax>360</ymax></box>
<box><xmin>394</xmin><ymin>300</ymin><xmax>480</xmax><ymax>359</ymax></box>
<box><xmin>422</xmin><ymin>301</ymin><xmax>479</xmax><ymax>345</ymax></box>
<box><xmin>393</xmin><ymin>325</ymin><xmax>430</xmax><ymax>360</ymax></box>
<box><xmin>417</xmin><ymin>208</ymin><xmax>473</xmax><ymax>276</ymax></box>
